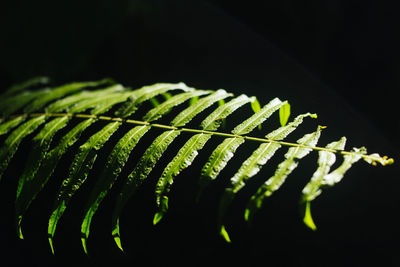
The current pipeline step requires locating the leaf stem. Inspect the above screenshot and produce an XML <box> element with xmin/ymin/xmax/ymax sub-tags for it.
<box><xmin>2</xmin><ymin>112</ymin><xmax>394</xmax><ymax>166</ymax></box>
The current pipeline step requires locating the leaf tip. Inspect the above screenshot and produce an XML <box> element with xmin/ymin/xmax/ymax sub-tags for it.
<box><xmin>112</xmin><ymin>218</ymin><xmax>124</xmax><ymax>251</ymax></box>
<box><xmin>17</xmin><ymin>226</ymin><xmax>24</xmax><ymax>240</ymax></box>
<box><xmin>303</xmin><ymin>201</ymin><xmax>317</xmax><ymax>231</ymax></box>
<box><xmin>81</xmin><ymin>237</ymin><xmax>88</xmax><ymax>255</ymax></box>
<box><xmin>113</xmin><ymin>236</ymin><xmax>124</xmax><ymax>252</ymax></box>
<box><xmin>17</xmin><ymin>216</ymin><xmax>24</xmax><ymax>239</ymax></box>
<box><xmin>153</xmin><ymin>211</ymin><xmax>164</xmax><ymax>225</ymax></box>
<box><xmin>219</xmin><ymin>225</ymin><xmax>231</xmax><ymax>243</ymax></box>
<box><xmin>279</xmin><ymin>102</ymin><xmax>291</xmax><ymax>126</ymax></box>
<box><xmin>48</xmin><ymin>237</ymin><xmax>55</xmax><ymax>255</ymax></box>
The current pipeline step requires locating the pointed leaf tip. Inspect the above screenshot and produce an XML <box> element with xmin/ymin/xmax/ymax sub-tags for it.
<box><xmin>153</xmin><ymin>211</ymin><xmax>164</xmax><ymax>225</ymax></box>
<box><xmin>113</xmin><ymin>236</ymin><xmax>124</xmax><ymax>252</ymax></box>
<box><xmin>279</xmin><ymin>102</ymin><xmax>291</xmax><ymax>126</ymax></box>
<box><xmin>250</xmin><ymin>97</ymin><xmax>261</xmax><ymax>113</ymax></box>
<box><xmin>81</xmin><ymin>237</ymin><xmax>88</xmax><ymax>255</ymax></box>
<box><xmin>112</xmin><ymin>217</ymin><xmax>124</xmax><ymax>251</ymax></box>
<box><xmin>17</xmin><ymin>226</ymin><xmax>24</xmax><ymax>240</ymax></box>
<box><xmin>303</xmin><ymin>201</ymin><xmax>317</xmax><ymax>231</ymax></box>
<box><xmin>220</xmin><ymin>225</ymin><xmax>231</xmax><ymax>243</ymax></box>
<box><xmin>48</xmin><ymin>237</ymin><xmax>55</xmax><ymax>255</ymax></box>
<box><xmin>17</xmin><ymin>216</ymin><xmax>24</xmax><ymax>239</ymax></box>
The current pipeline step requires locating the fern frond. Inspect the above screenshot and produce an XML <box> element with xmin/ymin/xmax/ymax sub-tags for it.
<box><xmin>143</xmin><ymin>90</ymin><xmax>211</xmax><ymax>122</ymax></box>
<box><xmin>0</xmin><ymin>116</ymin><xmax>26</xmax><ymax>136</ymax></box>
<box><xmin>301</xmin><ymin>145</ymin><xmax>366</xmax><ymax>230</ymax></box>
<box><xmin>1</xmin><ymin>76</ymin><xmax>50</xmax><ymax>97</ymax></box>
<box><xmin>47</xmin><ymin>121</ymin><xmax>121</xmax><ymax>253</ymax></box>
<box><xmin>115</xmin><ymin>82</ymin><xmax>193</xmax><ymax>118</ymax></box>
<box><xmin>231</xmin><ymin>113</ymin><xmax>318</xmax><ymax>195</ymax></box>
<box><xmin>15</xmin><ymin>83</ymin><xmax>127</xmax><ymax>237</ymax></box>
<box><xmin>111</xmin><ymin>129</ymin><xmax>181</xmax><ymax>249</ymax></box>
<box><xmin>0</xmin><ymin>78</ymin><xmax>394</xmax><ymax>254</ymax></box>
<box><xmin>153</xmin><ymin>94</ymin><xmax>254</xmax><ymax>223</ymax></box>
<box><xmin>154</xmin><ymin>133</ymin><xmax>212</xmax><ymax>224</ymax></box>
<box><xmin>24</xmin><ymin>79</ymin><xmax>113</xmax><ymax>113</ymax></box>
<box><xmin>0</xmin><ymin>115</ymin><xmax>47</xmax><ymax>180</ymax></box>
<box><xmin>45</xmin><ymin>84</ymin><xmax>124</xmax><ymax>113</ymax></box>
<box><xmin>232</xmin><ymin>97</ymin><xmax>285</xmax><ymax>135</ymax></box>
<box><xmin>197</xmin><ymin>98</ymin><xmax>287</xmax><ymax>199</ymax></box>
<box><xmin>15</xmin><ymin>119</ymin><xmax>96</xmax><ymax>240</ymax></box>
<box><xmin>80</xmin><ymin>124</ymin><xmax>150</xmax><ymax>254</ymax></box>
<box><xmin>15</xmin><ymin>116</ymin><xmax>70</xmax><ymax>238</ymax></box>
<box><xmin>243</xmin><ymin>126</ymin><xmax>323</xmax><ymax>225</ymax></box>
<box><xmin>170</xmin><ymin>89</ymin><xmax>232</xmax><ymax>126</ymax></box>
<box><xmin>0</xmin><ymin>89</ymin><xmax>50</xmax><ymax>117</ymax></box>
<box><xmin>111</xmin><ymin>89</ymin><xmax>232</xmax><ymax>249</ymax></box>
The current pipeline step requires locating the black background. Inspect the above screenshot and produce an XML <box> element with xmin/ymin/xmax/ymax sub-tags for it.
<box><xmin>0</xmin><ymin>0</ymin><xmax>399</xmax><ymax>266</ymax></box>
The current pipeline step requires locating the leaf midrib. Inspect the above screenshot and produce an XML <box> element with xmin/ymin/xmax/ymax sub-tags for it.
<box><xmin>1</xmin><ymin>112</ymin><xmax>393</xmax><ymax>166</ymax></box>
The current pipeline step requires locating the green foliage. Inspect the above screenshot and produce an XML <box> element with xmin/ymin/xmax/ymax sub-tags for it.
<box><xmin>0</xmin><ymin>78</ymin><xmax>394</xmax><ymax>254</ymax></box>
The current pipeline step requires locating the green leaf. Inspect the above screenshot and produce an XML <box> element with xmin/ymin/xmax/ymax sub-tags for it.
<box><xmin>171</xmin><ymin>89</ymin><xmax>232</xmax><ymax>127</ymax></box>
<box><xmin>229</xmin><ymin>114</ymin><xmax>317</xmax><ymax>195</ymax></box>
<box><xmin>303</xmin><ymin>201</ymin><xmax>317</xmax><ymax>231</ymax></box>
<box><xmin>232</xmin><ymin>98</ymin><xmax>285</xmax><ymax>135</ymax></box>
<box><xmin>0</xmin><ymin>116</ymin><xmax>26</xmax><ymax>136</ymax></box>
<box><xmin>115</xmin><ymin>82</ymin><xmax>194</xmax><ymax>118</ymax></box>
<box><xmin>48</xmin><ymin>121</ymin><xmax>120</xmax><ymax>252</ymax></box>
<box><xmin>0</xmin><ymin>79</ymin><xmax>393</xmax><ymax>251</ymax></box>
<box><xmin>153</xmin><ymin>94</ymin><xmax>253</xmax><ymax>221</ymax></box>
<box><xmin>143</xmin><ymin>90</ymin><xmax>210</xmax><ymax>122</ymax></box>
<box><xmin>2</xmin><ymin>76</ymin><xmax>50</xmax><ymax>97</ymax></box>
<box><xmin>111</xmin><ymin>129</ymin><xmax>181</xmax><ymax>249</ymax></box>
<box><xmin>67</xmin><ymin>88</ymin><xmax>133</xmax><ymax>115</ymax></box>
<box><xmin>250</xmin><ymin>97</ymin><xmax>262</xmax><ymax>130</ymax></box>
<box><xmin>250</xmin><ymin>97</ymin><xmax>261</xmax><ymax>113</ymax></box>
<box><xmin>198</xmin><ymin>137</ymin><xmax>245</xmax><ymax>200</ymax></box>
<box><xmin>217</xmin><ymin>114</ymin><xmax>318</xmax><ymax>237</ymax></box>
<box><xmin>300</xmin><ymin>137</ymin><xmax>346</xmax><ymax>230</ymax></box>
<box><xmin>162</xmin><ymin>92</ymin><xmax>172</xmax><ymax>100</ymax></box>
<box><xmin>279</xmin><ymin>102</ymin><xmax>291</xmax><ymax>126</ymax></box>
<box><xmin>46</xmin><ymin>84</ymin><xmax>124</xmax><ymax>113</ymax></box>
<box><xmin>154</xmin><ymin>133</ymin><xmax>212</xmax><ymax>223</ymax></box>
<box><xmin>149</xmin><ymin>97</ymin><xmax>160</xmax><ymax>108</ymax></box>
<box><xmin>300</xmin><ymin>146</ymin><xmax>367</xmax><ymax>230</ymax></box>
<box><xmin>218</xmin><ymin>188</ymin><xmax>234</xmax><ymax>242</ymax></box>
<box><xmin>15</xmin><ymin>116</ymin><xmax>70</xmax><ymax>238</ymax></box>
<box><xmin>220</xmin><ymin>225</ymin><xmax>231</xmax><ymax>243</ymax></box>
<box><xmin>0</xmin><ymin>89</ymin><xmax>50</xmax><ymax>116</ymax></box>
<box><xmin>200</xmin><ymin>94</ymin><xmax>254</xmax><ymax>131</ymax></box>
<box><xmin>244</xmin><ymin>126</ymin><xmax>322</xmax><ymax>223</ymax></box>
<box><xmin>189</xmin><ymin>95</ymin><xmax>199</xmax><ymax>106</ymax></box>
<box><xmin>322</xmin><ymin>147</ymin><xmax>366</xmax><ymax>186</ymax></box>
<box><xmin>301</xmin><ymin>138</ymin><xmax>347</xmax><ymax>203</ymax></box>
<box><xmin>16</xmin><ymin>119</ymin><xmax>96</xmax><ymax>239</ymax></box>
<box><xmin>24</xmin><ymin>79</ymin><xmax>113</xmax><ymax>113</ymax></box>
<box><xmin>111</xmin><ymin>90</ymin><xmax>230</xmax><ymax>247</ymax></box>
<box><xmin>198</xmin><ymin>98</ymin><xmax>293</xmax><ymax>199</ymax></box>
<box><xmin>80</xmin><ymin>125</ymin><xmax>150</xmax><ymax>253</ymax></box>
<box><xmin>0</xmin><ymin>115</ymin><xmax>46</xmax><ymax>181</ymax></box>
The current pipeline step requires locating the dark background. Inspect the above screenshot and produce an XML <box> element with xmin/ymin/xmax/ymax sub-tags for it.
<box><xmin>0</xmin><ymin>0</ymin><xmax>399</xmax><ymax>266</ymax></box>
